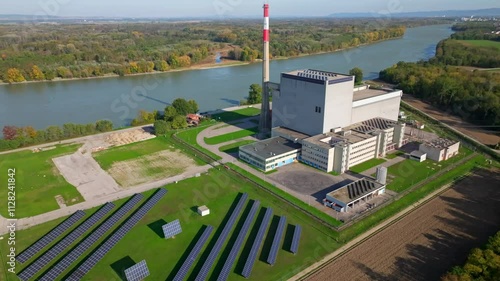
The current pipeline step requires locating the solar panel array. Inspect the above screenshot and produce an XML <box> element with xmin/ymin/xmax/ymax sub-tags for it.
<box><xmin>172</xmin><ymin>225</ymin><xmax>214</xmax><ymax>281</ymax></box>
<box><xmin>347</xmin><ymin>179</ymin><xmax>377</xmax><ymax>200</ymax></box>
<box><xmin>124</xmin><ymin>260</ymin><xmax>150</xmax><ymax>281</ymax></box>
<box><xmin>267</xmin><ymin>216</ymin><xmax>287</xmax><ymax>265</ymax></box>
<box><xmin>218</xmin><ymin>200</ymin><xmax>260</xmax><ymax>281</ymax></box>
<box><xmin>17</xmin><ymin>210</ymin><xmax>86</xmax><ymax>264</ymax></box>
<box><xmin>163</xmin><ymin>219</ymin><xmax>182</xmax><ymax>239</ymax></box>
<box><xmin>39</xmin><ymin>194</ymin><xmax>144</xmax><ymax>281</ymax></box>
<box><xmin>66</xmin><ymin>188</ymin><xmax>167</xmax><ymax>281</ymax></box>
<box><xmin>194</xmin><ymin>193</ymin><xmax>248</xmax><ymax>281</ymax></box>
<box><xmin>290</xmin><ymin>225</ymin><xmax>301</xmax><ymax>254</ymax></box>
<box><xmin>18</xmin><ymin>203</ymin><xmax>114</xmax><ymax>281</ymax></box>
<box><xmin>241</xmin><ymin>207</ymin><xmax>273</xmax><ymax>278</ymax></box>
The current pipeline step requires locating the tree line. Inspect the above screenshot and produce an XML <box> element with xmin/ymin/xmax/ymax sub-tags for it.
<box><xmin>0</xmin><ymin>120</ymin><xmax>113</xmax><ymax>151</ymax></box>
<box><xmin>0</xmin><ymin>18</ymin><xmax>449</xmax><ymax>83</ymax></box>
<box><xmin>442</xmin><ymin>231</ymin><xmax>500</xmax><ymax>281</ymax></box>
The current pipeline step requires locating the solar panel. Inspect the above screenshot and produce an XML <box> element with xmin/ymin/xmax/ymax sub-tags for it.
<box><xmin>163</xmin><ymin>219</ymin><xmax>182</xmax><ymax>239</ymax></box>
<box><xmin>172</xmin><ymin>225</ymin><xmax>213</xmax><ymax>281</ymax></box>
<box><xmin>38</xmin><ymin>194</ymin><xmax>144</xmax><ymax>281</ymax></box>
<box><xmin>17</xmin><ymin>210</ymin><xmax>86</xmax><ymax>264</ymax></box>
<box><xmin>194</xmin><ymin>193</ymin><xmax>248</xmax><ymax>281</ymax></box>
<box><xmin>218</xmin><ymin>200</ymin><xmax>260</xmax><ymax>281</ymax></box>
<box><xmin>290</xmin><ymin>225</ymin><xmax>301</xmax><ymax>254</ymax></box>
<box><xmin>124</xmin><ymin>260</ymin><xmax>150</xmax><ymax>281</ymax></box>
<box><xmin>66</xmin><ymin>189</ymin><xmax>167</xmax><ymax>281</ymax></box>
<box><xmin>267</xmin><ymin>216</ymin><xmax>287</xmax><ymax>266</ymax></box>
<box><xmin>17</xmin><ymin>203</ymin><xmax>114</xmax><ymax>281</ymax></box>
<box><xmin>241</xmin><ymin>207</ymin><xmax>273</xmax><ymax>278</ymax></box>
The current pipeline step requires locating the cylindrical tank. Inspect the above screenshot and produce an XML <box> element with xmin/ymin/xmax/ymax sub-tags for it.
<box><xmin>376</xmin><ymin>166</ymin><xmax>388</xmax><ymax>185</ymax></box>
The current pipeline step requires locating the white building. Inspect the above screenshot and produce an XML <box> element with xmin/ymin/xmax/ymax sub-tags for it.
<box><xmin>239</xmin><ymin>137</ymin><xmax>301</xmax><ymax>172</ymax></box>
<box><xmin>419</xmin><ymin>138</ymin><xmax>460</xmax><ymax>162</ymax></box>
<box><xmin>324</xmin><ymin>178</ymin><xmax>386</xmax><ymax>212</ymax></box>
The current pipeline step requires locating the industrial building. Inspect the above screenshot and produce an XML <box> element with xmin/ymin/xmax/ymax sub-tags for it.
<box><xmin>324</xmin><ymin>178</ymin><xmax>386</xmax><ymax>212</ymax></box>
<box><xmin>239</xmin><ymin>137</ymin><xmax>301</xmax><ymax>172</ymax></box>
<box><xmin>419</xmin><ymin>138</ymin><xmax>460</xmax><ymax>162</ymax></box>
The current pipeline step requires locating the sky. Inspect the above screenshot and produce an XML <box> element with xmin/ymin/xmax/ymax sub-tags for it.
<box><xmin>2</xmin><ymin>0</ymin><xmax>499</xmax><ymax>18</ymax></box>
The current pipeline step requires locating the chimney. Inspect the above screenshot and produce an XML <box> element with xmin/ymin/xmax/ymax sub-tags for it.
<box><xmin>258</xmin><ymin>2</ymin><xmax>272</xmax><ymax>137</ymax></box>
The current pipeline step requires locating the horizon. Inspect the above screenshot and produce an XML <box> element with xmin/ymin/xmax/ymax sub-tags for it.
<box><xmin>1</xmin><ymin>0</ymin><xmax>499</xmax><ymax>19</ymax></box>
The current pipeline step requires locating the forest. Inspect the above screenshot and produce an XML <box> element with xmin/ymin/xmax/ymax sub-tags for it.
<box><xmin>380</xmin><ymin>22</ymin><xmax>500</xmax><ymax>132</ymax></box>
<box><xmin>0</xmin><ymin>18</ymin><xmax>446</xmax><ymax>83</ymax></box>
<box><xmin>442</xmin><ymin>231</ymin><xmax>500</xmax><ymax>281</ymax></box>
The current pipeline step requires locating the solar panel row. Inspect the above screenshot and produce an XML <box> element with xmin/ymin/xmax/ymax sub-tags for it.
<box><xmin>66</xmin><ymin>189</ymin><xmax>167</xmax><ymax>281</ymax></box>
<box><xmin>267</xmin><ymin>216</ymin><xmax>287</xmax><ymax>265</ymax></box>
<box><xmin>124</xmin><ymin>260</ymin><xmax>150</xmax><ymax>281</ymax></box>
<box><xmin>218</xmin><ymin>200</ymin><xmax>260</xmax><ymax>281</ymax></box>
<box><xmin>241</xmin><ymin>207</ymin><xmax>273</xmax><ymax>278</ymax></box>
<box><xmin>290</xmin><ymin>225</ymin><xmax>301</xmax><ymax>254</ymax></box>
<box><xmin>38</xmin><ymin>194</ymin><xmax>144</xmax><ymax>281</ymax></box>
<box><xmin>194</xmin><ymin>193</ymin><xmax>248</xmax><ymax>281</ymax></box>
<box><xmin>163</xmin><ymin>219</ymin><xmax>182</xmax><ymax>239</ymax></box>
<box><xmin>172</xmin><ymin>225</ymin><xmax>214</xmax><ymax>281</ymax></box>
<box><xmin>17</xmin><ymin>203</ymin><xmax>114</xmax><ymax>281</ymax></box>
<box><xmin>17</xmin><ymin>210</ymin><xmax>86</xmax><ymax>264</ymax></box>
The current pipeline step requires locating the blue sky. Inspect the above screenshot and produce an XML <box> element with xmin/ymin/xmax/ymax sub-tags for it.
<box><xmin>2</xmin><ymin>0</ymin><xmax>499</xmax><ymax>18</ymax></box>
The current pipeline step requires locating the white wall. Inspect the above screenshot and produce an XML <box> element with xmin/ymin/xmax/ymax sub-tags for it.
<box><xmin>323</xmin><ymin>78</ymin><xmax>355</xmax><ymax>132</ymax></box>
<box><xmin>351</xmin><ymin>95</ymin><xmax>401</xmax><ymax>124</ymax></box>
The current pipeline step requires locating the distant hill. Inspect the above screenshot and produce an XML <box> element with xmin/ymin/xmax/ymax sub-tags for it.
<box><xmin>329</xmin><ymin>8</ymin><xmax>500</xmax><ymax>18</ymax></box>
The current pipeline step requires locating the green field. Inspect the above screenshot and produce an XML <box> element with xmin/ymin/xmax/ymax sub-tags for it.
<box><xmin>386</xmin><ymin>147</ymin><xmax>472</xmax><ymax>192</ymax></box>
<box><xmin>349</xmin><ymin>158</ymin><xmax>387</xmax><ymax>173</ymax></box>
<box><xmin>211</xmin><ymin>107</ymin><xmax>261</xmax><ymax>123</ymax></box>
<box><xmin>219</xmin><ymin>140</ymin><xmax>256</xmax><ymax>154</ymax></box>
<box><xmin>459</xmin><ymin>40</ymin><xmax>500</xmax><ymax>50</ymax></box>
<box><xmin>204</xmin><ymin>127</ymin><xmax>258</xmax><ymax>145</ymax></box>
<box><xmin>0</xmin><ymin>144</ymin><xmax>83</xmax><ymax>218</ymax></box>
<box><xmin>175</xmin><ymin>126</ymin><xmax>223</xmax><ymax>161</ymax></box>
<box><xmin>2</xmin><ymin>169</ymin><xmax>338</xmax><ymax>281</ymax></box>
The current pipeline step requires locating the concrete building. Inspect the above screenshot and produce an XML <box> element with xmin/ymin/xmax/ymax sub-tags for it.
<box><xmin>197</xmin><ymin>205</ymin><xmax>210</xmax><ymax>216</ymax></box>
<box><xmin>419</xmin><ymin>138</ymin><xmax>460</xmax><ymax>162</ymax></box>
<box><xmin>324</xmin><ymin>178</ymin><xmax>386</xmax><ymax>212</ymax></box>
<box><xmin>239</xmin><ymin>137</ymin><xmax>301</xmax><ymax>172</ymax></box>
<box><xmin>409</xmin><ymin>151</ymin><xmax>427</xmax><ymax>162</ymax></box>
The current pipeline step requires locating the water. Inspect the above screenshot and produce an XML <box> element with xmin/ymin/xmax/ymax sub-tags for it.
<box><xmin>0</xmin><ymin>24</ymin><xmax>453</xmax><ymax>129</ymax></box>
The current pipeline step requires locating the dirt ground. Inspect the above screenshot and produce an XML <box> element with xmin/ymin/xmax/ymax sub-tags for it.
<box><xmin>107</xmin><ymin>149</ymin><xmax>196</xmax><ymax>187</ymax></box>
<box><xmin>104</xmin><ymin>128</ymin><xmax>156</xmax><ymax>147</ymax></box>
<box><xmin>403</xmin><ymin>95</ymin><xmax>499</xmax><ymax>146</ymax></box>
<box><xmin>306</xmin><ymin>168</ymin><xmax>500</xmax><ymax>281</ymax></box>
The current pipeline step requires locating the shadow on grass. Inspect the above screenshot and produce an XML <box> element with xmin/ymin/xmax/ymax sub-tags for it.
<box><xmin>209</xmin><ymin>200</ymin><xmax>255</xmax><ymax>281</ymax></box>
<box><xmin>148</xmin><ymin>219</ymin><xmax>168</xmax><ymax>239</ymax></box>
<box><xmin>259</xmin><ymin>215</ymin><xmax>280</xmax><ymax>263</ymax></box>
<box><xmin>187</xmin><ymin>193</ymin><xmax>245</xmax><ymax>281</ymax></box>
<box><xmin>110</xmin><ymin>256</ymin><xmax>135</xmax><ymax>281</ymax></box>
<box><xmin>165</xmin><ymin>226</ymin><xmax>208</xmax><ymax>281</ymax></box>
<box><xmin>234</xmin><ymin>207</ymin><xmax>267</xmax><ymax>276</ymax></box>
<box><xmin>282</xmin><ymin>224</ymin><xmax>294</xmax><ymax>252</ymax></box>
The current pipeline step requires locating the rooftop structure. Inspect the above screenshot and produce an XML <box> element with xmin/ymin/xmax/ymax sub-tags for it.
<box><xmin>352</xmin><ymin>87</ymin><xmax>398</xmax><ymax>102</ymax></box>
<box><xmin>424</xmin><ymin>138</ymin><xmax>458</xmax><ymax>149</ymax></box>
<box><xmin>324</xmin><ymin>178</ymin><xmax>386</xmax><ymax>212</ymax></box>
<box><xmin>239</xmin><ymin>137</ymin><xmax>301</xmax><ymax>172</ymax></box>
<box><xmin>283</xmin><ymin>69</ymin><xmax>353</xmax><ymax>85</ymax></box>
<box><xmin>240</xmin><ymin>137</ymin><xmax>301</xmax><ymax>159</ymax></box>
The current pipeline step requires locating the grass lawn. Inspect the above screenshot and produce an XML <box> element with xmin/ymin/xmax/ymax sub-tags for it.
<box><xmin>349</xmin><ymin>158</ymin><xmax>387</xmax><ymax>174</ymax></box>
<box><xmin>175</xmin><ymin>126</ymin><xmax>222</xmax><ymax>161</ymax></box>
<box><xmin>211</xmin><ymin>107</ymin><xmax>261</xmax><ymax>123</ymax></box>
<box><xmin>386</xmin><ymin>151</ymin><xmax>405</xmax><ymax>159</ymax></box>
<box><xmin>2</xmin><ymin>169</ymin><xmax>339</xmax><ymax>281</ymax></box>
<box><xmin>219</xmin><ymin>140</ymin><xmax>256</xmax><ymax>154</ymax></box>
<box><xmin>0</xmin><ymin>144</ymin><xmax>83</xmax><ymax>218</ymax></box>
<box><xmin>386</xmin><ymin>147</ymin><xmax>473</xmax><ymax>193</ymax></box>
<box><xmin>458</xmin><ymin>40</ymin><xmax>500</xmax><ymax>50</ymax></box>
<box><xmin>205</xmin><ymin>127</ymin><xmax>258</xmax><ymax>145</ymax></box>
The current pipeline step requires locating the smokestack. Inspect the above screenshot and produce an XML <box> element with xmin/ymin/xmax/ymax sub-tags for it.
<box><xmin>259</xmin><ymin>2</ymin><xmax>272</xmax><ymax>137</ymax></box>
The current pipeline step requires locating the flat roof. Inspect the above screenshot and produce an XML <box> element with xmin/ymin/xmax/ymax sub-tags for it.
<box><xmin>272</xmin><ymin>127</ymin><xmax>311</xmax><ymax>141</ymax></box>
<box><xmin>198</xmin><ymin>205</ymin><xmax>209</xmax><ymax>211</ymax></box>
<box><xmin>283</xmin><ymin>69</ymin><xmax>353</xmax><ymax>85</ymax></box>
<box><xmin>352</xmin><ymin>88</ymin><xmax>397</xmax><ymax>101</ymax></box>
<box><xmin>327</xmin><ymin>178</ymin><xmax>385</xmax><ymax>204</ymax></box>
<box><xmin>240</xmin><ymin>137</ymin><xmax>301</xmax><ymax>160</ymax></box>
<box><xmin>423</xmin><ymin>138</ymin><xmax>459</xmax><ymax>149</ymax></box>
<box><xmin>411</xmin><ymin>150</ymin><xmax>427</xmax><ymax>157</ymax></box>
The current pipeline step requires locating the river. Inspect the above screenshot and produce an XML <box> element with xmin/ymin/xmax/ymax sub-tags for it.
<box><xmin>0</xmin><ymin>24</ymin><xmax>453</xmax><ymax>129</ymax></box>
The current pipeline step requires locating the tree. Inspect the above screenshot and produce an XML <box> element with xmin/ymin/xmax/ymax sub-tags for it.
<box><xmin>154</xmin><ymin>120</ymin><xmax>169</xmax><ymax>135</ymax></box>
<box><xmin>6</xmin><ymin>68</ymin><xmax>26</xmax><ymax>83</ymax></box>
<box><xmin>45</xmin><ymin>126</ymin><xmax>63</xmax><ymax>141</ymax></box>
<box><xmin>188</xmin><ymin>99</ymin><xmax>199</xmax><ymax>114</ymax></box>
<box><xmin>30</xmin><ymin>65</ymin><xmax>45</xmax><ymax>81</ymax></box>
<box><xmin>154</xmin><ymin>60</ymin><xmax>169</xmax><ymax>72</ymax></box>
<box><xmin>349</xmin><ymin>67</ymin><xmax>364</xmax><ymax>85</ymax></box>
<box><xmin>247</xmin><ymin>84</ymin><xmax>262</xmax><ymax>104</ymax></box>
<box><xmin>171</xmin><ymin>98</ymin><xmax>191</xmax><ymax>116</ymax></box>
<box><xmin>95</xmin><ymin>120</ymin><xmax>113</xmax><ymax>132</ymax></box>
<box><xmin>2</xmin><ymin>126</ymin><xmax>18</xmax><ymax>140</ymax></box>
<box><xmin>171</xmin><ymin>115</ymin><xmax>187</xmax><ymax>129</ymax></box>
<box><xmin>25</xmin><ymin>126</ymin><xmax>37</xmax><ymax>138</ymax></box>
<box><xmin>164</xmin><ymin>106</ymin><xmax>178</xmax><ymax>122</ymax></box>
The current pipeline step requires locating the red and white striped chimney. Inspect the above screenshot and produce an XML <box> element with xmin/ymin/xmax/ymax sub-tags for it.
<box><xmin>263</xmin><ymin>3</ymin><xmax>270</xmax><ymax>83</ymax></box>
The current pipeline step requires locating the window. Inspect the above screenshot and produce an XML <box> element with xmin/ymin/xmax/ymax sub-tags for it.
<box><xmin>314</xmin><ymin>106</ymin><xmax>322</xmax><ymax>113</ymax></box>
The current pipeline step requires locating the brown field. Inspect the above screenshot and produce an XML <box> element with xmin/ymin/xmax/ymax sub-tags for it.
<box><xmin>306</xmin><ymin>168</ymin><xmax>500</xmax><ymax>281</ymax></box>
<box><xmin>402</xmin><ymin>95</ymin><xmax>499</xmax><ymax>146</ymax></box>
